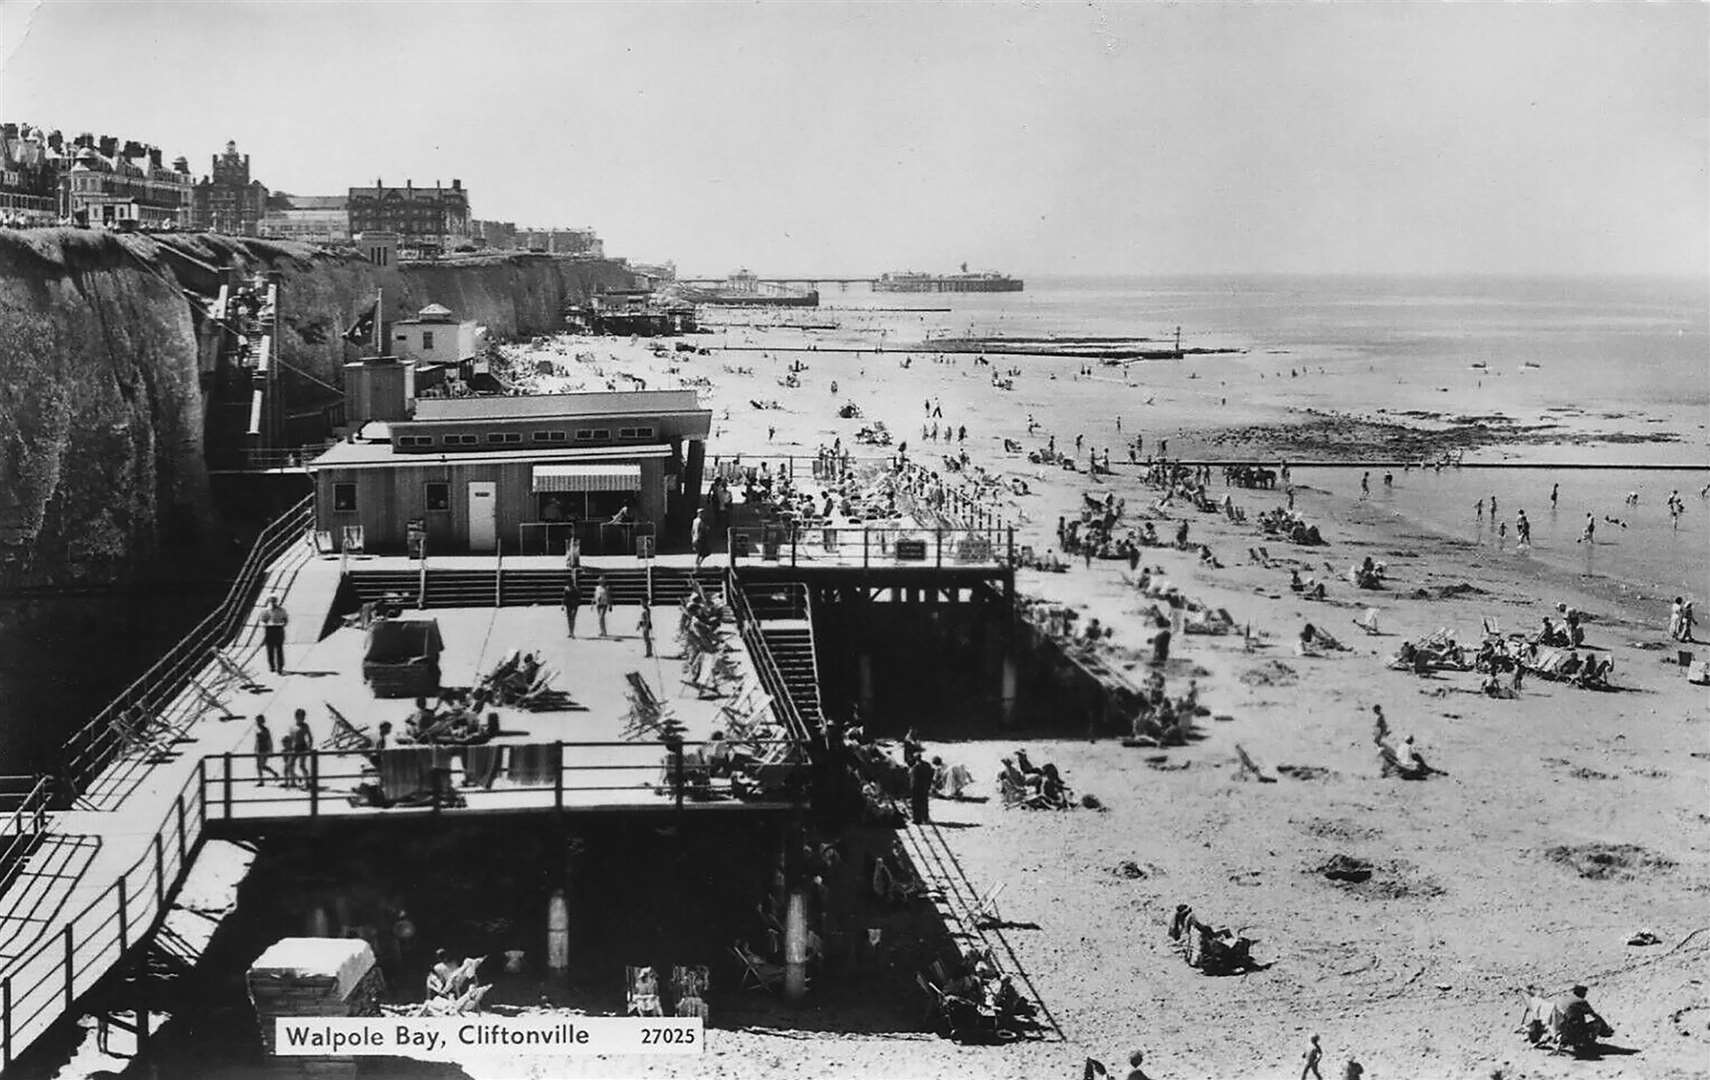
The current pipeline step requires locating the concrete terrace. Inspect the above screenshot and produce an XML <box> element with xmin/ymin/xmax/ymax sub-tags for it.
<box><xmin>0</xmin><ymin>537</ymin><xmax>796</xmax><ymax>1067</ymax></box>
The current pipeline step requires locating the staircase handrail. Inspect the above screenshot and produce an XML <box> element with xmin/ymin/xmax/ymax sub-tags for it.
<box><xmin>726</xmin><ymin>574</ymin><xmax>811</xmax><ymax>745</ymax></box>
<box><xmin>59</xmin><ymin>496</ymin><xmax>314</xmax><ymax>791</ymax></box>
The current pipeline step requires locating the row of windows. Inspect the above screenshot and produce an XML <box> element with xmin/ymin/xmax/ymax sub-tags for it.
<box><xmin>334</xmin><ymin>481</ymin><xmax>451</xmax><ymax>513</ymax></box>
<box><xmin>391</xmin><ymin>427</ymin><xmax>655</xmax><ymax>449</ymax></box>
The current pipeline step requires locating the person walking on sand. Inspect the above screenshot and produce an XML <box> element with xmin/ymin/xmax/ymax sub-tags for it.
<box><xmin>1360</xmin><ymin>472</ymin><xmax>1370</xmax><ymax>499</ymax></box>
<box><xmin>594</xmin><ymin>577</ymin><xmax>612</xmax><ymax>636</ymax></box>
<box><xmin>260</xmin><ymin>594</ymin><xmax>289</xmax><ymax>674</ymax></box>
<box><xmin>562</xmin><ymin>578</ymin><xmax>581</xmax><ymax>638</ymax></box>
<box><xmin>1578</xmin><ymin>513</ymin><xmax>1595</xmax><ymax>544</ymax></box>
<box><xmin>1550</xmin><ymin>482</ymin><xmax>1559</xmax><ymax>510</ymax></box>
<box><xmin>253</xmin><ymin>715</ymin><xmax>279</xmax><ymax>785</ymax></box>
<box><xmin>1490</xmin><ymin>494</ymin><xmax>1498</xmax><ymax>517</ymax></box>
<box><xmin>1516</xmin><ymin>510</ymin><xmax>1531</xmax><ymax>547</ymax></box>
<box><xmin>638</xmin><ymin>600</ymin><xmax>654</xmax><ymax>658</ymax></box>
<box><xmin>1301</xmin><ymin>1034</ymin><xmax>1324</xmax><ymax>1079</ymax></box>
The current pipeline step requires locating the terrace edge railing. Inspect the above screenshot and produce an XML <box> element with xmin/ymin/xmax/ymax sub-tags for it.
<box><xmin>59</xmin><ymin>495</ymin><xmax>315</xmax><ymax>795</ymax></box>
<box><xmin>0</xmin><ymin>776</ymin><xmax>52</xmax><ymax>898</ymax></box>
<box><xmin>0</xmin><ymin>762</ymin><xmax>208</xmax><ymax>1070</ymax></box>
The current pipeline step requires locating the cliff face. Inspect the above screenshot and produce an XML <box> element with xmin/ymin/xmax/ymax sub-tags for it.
<box><xmin>0</xmin><ymin>228</ymin><xmax>638</xmax><ymax>590</ymax></box>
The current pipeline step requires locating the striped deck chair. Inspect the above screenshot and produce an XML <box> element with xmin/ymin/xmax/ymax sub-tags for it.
<box><xmin>321</xmin><ymin>703</ymin><xmax>373</xmax><ymax>752</ymax></box>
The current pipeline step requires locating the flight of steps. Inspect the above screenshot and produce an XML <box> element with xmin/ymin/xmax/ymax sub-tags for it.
<box><xmin>758</xmin><ymin>624</ymin><xmax>824</xmax><ymax>733</ymax></box>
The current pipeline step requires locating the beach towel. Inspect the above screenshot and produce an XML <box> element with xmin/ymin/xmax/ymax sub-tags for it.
<box><xmin>463</xmin><ymin>744</ymin><xmax>504</xmax><ymax>789</ymax></box>
<box><xmin>377</xmin><ymin>747</ymin><xmax>436</xmax><ymax>803</ymax></box>
<box><xmin>507</xmin><ymin>742</ymin><xmax>562</xmax><ymax>787</ymax></box>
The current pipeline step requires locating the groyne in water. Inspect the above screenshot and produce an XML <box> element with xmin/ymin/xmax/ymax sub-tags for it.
<box><xmin>0</xmin><ymin>230</ymin><xmax>638</xmax><ymax>767</ymax></box>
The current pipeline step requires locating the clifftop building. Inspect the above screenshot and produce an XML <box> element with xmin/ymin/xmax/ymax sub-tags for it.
<box><xmin>0</xmin><ymin>123</ymin><xmax>65</xmax><ymax>224</ymax></box>
<box><xmin>62</xmin><ymin>133</ymin><xmax>192</xmax><ymax>229</ymax></box>
<box><xmin>191</xmin><ymin>140</ymin><xmax>268</xmax><ymax>235</ymax></box>
<box><xmin>471</xmin><ymin>220</ymin><xmax>602</xmax><ymax>257</ymax></box>
<box><xmin>348</xmin><ymin>178</ymin><xmax>470</xmax><ymax>257</ymax></box>
<box><xmin>259</xmin><ymin>192</ymin><xmax>349</xmax><ymax>244</ymax></box>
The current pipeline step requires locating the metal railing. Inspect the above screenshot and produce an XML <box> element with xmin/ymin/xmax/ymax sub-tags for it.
<box><xmin>727</xmin><ymin>579</ymin><xmax>815</xmax><ymax>744</ymax></box>
<box><xmin>1</xmin><ymin>763</ymin><xmax>207</xmax><ymax>1069</ymax></box>
<box><xmin>59</xmin><ymin>495</ymin><xmax>315</xmax><ymax>794</ymax></box>
<box><xmin>0</xmin><ymin>776</ymin><xmax>51</xmax><ymax>898</ymax></box>
<box><xmin>728</xmin><ymin>524</ymin><xmax>1014</xmax><ymax>570</ymax></box>
<box><xmin>202</xmin><ymin>739</ymin><xmax>804</xmax><ymax>821</ymax></box>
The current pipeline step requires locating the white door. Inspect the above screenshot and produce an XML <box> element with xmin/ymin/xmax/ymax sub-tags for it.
<box><xmin>467</xmin><ymin>482</ymin><xmax>497</xmax><ymax>552</ymax></box>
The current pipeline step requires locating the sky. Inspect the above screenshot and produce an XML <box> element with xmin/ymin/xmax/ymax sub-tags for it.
<box><xmin>2</xmin><ymin>1</ymin><xmax>1705</xmax><ymax>278</ymax></box>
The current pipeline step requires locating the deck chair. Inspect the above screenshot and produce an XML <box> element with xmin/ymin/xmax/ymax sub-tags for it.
<box><xmin>212</xmin><ymin>649</ymin><xmax>267</xmax><ymax>695</ymax></box>
<box><xmin>1257</xmin><ymin>546</ymin><xmax>1275</xmax><ymax>565</ymax></box>
<box><xmin>972</xmin><ymin>882</ymin><xmax>1007</xmax><ymax>925</ymax></box>
<box><xmin>341</xmin><ymin>525</ymin><xmax>366</xmax><ymax>555</ymax></box>
<box><xmin>311</xmin><ymin>529</ymin><xmax>337</xmax><ymax>557</ymax></box>
<box><xmin>321</xmin><ymin>703</ymin><xmax>372</xmax><ymax>752</ymax></box>
<box><xmin>112</xmin><ymin>705</ymin><xmax>174</xmax><ymax>762</ymax></box>
<box><xmin>1353</xmin><ymin>608</ymin><xmax>1382</xmax><ymax>635</ymax></box>
<box><xmin>732</xmin><ymin>943</ymin><xmax>785</xmax><ymax>993</ymax></box>
<box><xmin>998</xmin><ymin>772</ymin><xmax>1026</xmax><ymax>809</ymax></box>
<box><xmin>186</xmin><ymin>674</ymin><xmax>239</xmax><ymax>721</ymax></box>
<box><xmin>1233</xmin><ymin>743</ymin><xmax>1276</xmax><ymax>783</ymax></box>
<box><xmin>671</xmin><ymin>965</ymin><xmax>711</xmax><ymax>1019</ymax></box>
<box><xmin>625</xmin><ymin>965</ymin><xmax>665</xmax><ymax>1016</ymax></box>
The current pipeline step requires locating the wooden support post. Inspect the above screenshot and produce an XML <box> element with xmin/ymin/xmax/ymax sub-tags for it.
<box><xmin>64</xmin><ymin>926</ymin><xmax>74</xmax><ymax>1009</ymax></box>
<box><xmin>118</xmin><ymin>877</ymin><xmax>128</xmax><ymax>951</ymax></box>
<box><xmin>784</xmin><ymin>888</ymin><xmax>808</xmax><ymax>1000</ymax></box>
<box><xmin>310</xmin><ymin>751</ymin><xmax>320</xmax><ymax>818</ymax></box>
<box><xmin>554</xmin><ymin>742</ymin><xmax>564</xmax><ymax>811</ymax></box>
<box><xmin>223</xmin><ymin>752</ymin><xmax>233</xmax><ymax>820</ymax></box>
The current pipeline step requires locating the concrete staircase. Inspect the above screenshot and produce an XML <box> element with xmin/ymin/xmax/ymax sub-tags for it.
<box><xmin>759</xmin><ymin>624</ymin><xmax>824</xmax><ymax>732</ymax></box>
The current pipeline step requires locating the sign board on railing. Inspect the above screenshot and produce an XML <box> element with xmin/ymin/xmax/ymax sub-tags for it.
<box><xmin>895</xmin><ymin>539</ymin><xmax>928</xmax><ymax>561</ymax></box>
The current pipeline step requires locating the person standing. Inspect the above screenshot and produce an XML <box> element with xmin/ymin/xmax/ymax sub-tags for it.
<box><xmin>1550</xmin><ymin>482</ymin><xmax>1559</xmax><ymax>510</ymax></box>
<box><xmin>562</xmin><ymin>578</ymin><xmax>581</xmax><ymax>638</ymax></box>
<box><xmin>1516</xmin><ymin>510</ymin><xmax>1531</xmax><ymax>547</ymax></box>
<box><xmin>594</xmin><ymin>577</ymin><xmax>612</xmax><ymax>637</ymax></box>
<box><xmin>691</xmin><ymin>508</ymin><xmax>711</xmax><ymax>571</ymax></box>
<box><xmin>1301</xmin><ymin>1034</ymin><xmax>1324</xmax><ymax>1079</ymax></box>
<box><xmin>260</xmin><ymin>594</ymin><xmax>289</xmax><ymax>674</ymax></box>
<box><xmin>291</xmin><ymin>709</ymin><xmax>313</xmax><ymax>790</ymax></box>
<box><xmin>1578</xmin><ymin>513</ymin><xmax>1595</xmax><ymax>544</ymax></box>
<box><xmin>638</xmin><ymin>600</ymin><xmax>654</xmax><ymax>658</ymax></box>
<box><xmin>253</xmin><ymin>715</ymin><xmax>280</xmax><ymax>785</ymax></box>
<box><xmin>909</xmin><ymin>752</ymin><xmax>934</xmax><ymax>825</ymax></box>
<box><xmin>1360</xmin><ymin>472</ymin><xmax>1370</xmax><ymax>499</ymax></box>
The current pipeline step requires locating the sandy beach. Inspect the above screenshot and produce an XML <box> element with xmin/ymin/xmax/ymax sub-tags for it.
<box><xmin>464</xmin><ymin>309</ymin><xmax>1710</xmax><ymax>1080</ymax></box>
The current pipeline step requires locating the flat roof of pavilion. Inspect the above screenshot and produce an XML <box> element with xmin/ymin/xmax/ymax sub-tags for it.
<box><xmin>412</xmin><ymin>390</ymin><xmax>704</xmax><ymax>422</ymax></box>
<box><xmin>307</xmin><ymin>439</ymin><xmax>676</xmax><ymax>470</ymax></box>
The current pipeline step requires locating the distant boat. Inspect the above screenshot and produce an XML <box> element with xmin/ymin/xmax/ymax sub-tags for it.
<box><xmin>1521</xmin><ymin>361</ymin><xmax>1541</xmax><ymax>369</ymax></box>
<box><xmin>1468</xmin><ymin>361</ymin><xmax>1488</xmax><ymax>370</ymax></box>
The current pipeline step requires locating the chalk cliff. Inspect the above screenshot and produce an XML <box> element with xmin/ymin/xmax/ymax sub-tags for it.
<box><xmin>0</xmin><ymin>228</ymin><xmax>637</xmax><ymax>591</ymax></box>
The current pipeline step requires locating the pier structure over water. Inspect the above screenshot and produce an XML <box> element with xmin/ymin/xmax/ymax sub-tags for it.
<box><xmin>0</xmin><ymin>495</ymin><xmax>1019</xmax><ymax>1069</ymax></box>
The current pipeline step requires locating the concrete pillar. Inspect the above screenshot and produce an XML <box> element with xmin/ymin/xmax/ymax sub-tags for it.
<box><xmin>308</xmin><ymin>905</ymin><xmax>331</xmax><ymax>938</ymax></box>
<box><xmin>546</xmin><ymin>887</ymin><xmax>569</xmax><ymax>975</ymax></box>
<box><xmin>1001</xmin><ymin>655</ymin><xmax>1018</xmax><ymax>725</ymax></box>
<box><xmin>858</xmin><ymin>653</ymin><xmax>874</xmax><ymax>721</ymax></box>
<box><xmin>783</xmin><ymin>888</ymin><xmax>808</xmax><ymax>1001</ymax></box>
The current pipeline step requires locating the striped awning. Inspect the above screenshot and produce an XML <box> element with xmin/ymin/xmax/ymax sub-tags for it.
<box><xmin>531</xmin><ymin>464</ymin><xmax>642</xmax><ymax>493</ymax></box>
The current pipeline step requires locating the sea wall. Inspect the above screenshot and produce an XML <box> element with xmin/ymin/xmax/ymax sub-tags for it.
<box><xmin>0</xmin><ymin>228</ymin><xmax>637</xmax><ymax>590</ymax></box>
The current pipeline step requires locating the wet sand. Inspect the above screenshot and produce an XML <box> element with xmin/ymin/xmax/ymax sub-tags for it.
<box><xmin>474</xmin><ymin>320</ymin><xmax>1709</xmax><ymax>1079</ymax></box>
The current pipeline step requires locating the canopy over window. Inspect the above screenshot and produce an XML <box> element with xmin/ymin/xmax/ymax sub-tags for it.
<box><xmin>532</xmin><ymin>464</ymin><xmax>642</xmax><ymax>493</ymax></box>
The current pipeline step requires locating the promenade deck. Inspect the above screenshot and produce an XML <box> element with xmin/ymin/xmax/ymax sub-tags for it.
<box><xmin>0</xmin><ymin>537</ymin><xmax>798</xmax><ymax>1069</ymax></box>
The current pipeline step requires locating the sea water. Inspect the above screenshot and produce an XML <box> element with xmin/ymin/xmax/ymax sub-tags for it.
<box><xmin>832</xmin><ymin>275</ymin><xmax>1709</xmax><ymax>602</ymax></box>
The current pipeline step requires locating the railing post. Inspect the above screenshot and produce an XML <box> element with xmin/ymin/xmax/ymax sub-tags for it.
<box><xmin>154</xmin><ymin>834</ymin><xmax>165</xmax><ymax>908</ymax></box>
<box><xmin>936</xmin><ymin>528</ymin><xmax>943</xmax><ymax>569</ymax></box>
<box><xmin>117</xmin><ymin>877</ymin><xmax>129</xmax><ymax>951</ymax></box>
<box><xmin>863</xmin><ymin>529</ymin><xmax>870</xmax><ymax>569</ymax></box>
<box><xmin>223</xmin><ymin>753</ymin><xmax>233</xmax><ymax>820</ymax></box>
<box><xmin>63</xmin><ymin>925</ymin><xmax>74</xmax><ymax>1009</ymax></box>
<box><xmin>673</xmin><ymin>740</ymin><xmax>686</xmax><ymax>812</ymax></box>
<box><xmin>309</xmin><ymin>751</ymin><xmax>320</xmax><ymax>819</ymax></box>
<box><xmin>554</xmin><ymin>742</ymin><xmax>564</xmax><ymax>811</ymax></box>
<box><xmin>3</xmin><ymin>974</ymin><xmax>12</xmax><ymax>1069</ymax></box>
<box><xmin>176</xmin><ymin>792</ymin><xmax>186</xmax><ymax>864</ymax></box>
<box><xmin>1008</xmin><ymin>527</ymin><xmax>1015</xmax><ymax>567</ymax></box>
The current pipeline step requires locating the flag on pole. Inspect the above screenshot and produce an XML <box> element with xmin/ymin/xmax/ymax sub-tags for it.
<box><xmin>344</xmin><ymin>298</ymin><xmax>379</xmax><ymax>345</ymax></box>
